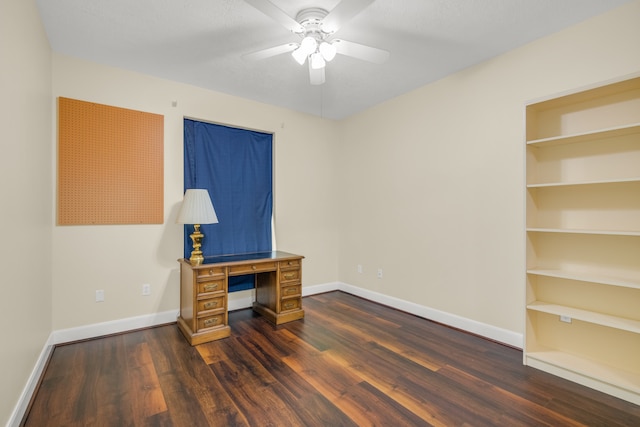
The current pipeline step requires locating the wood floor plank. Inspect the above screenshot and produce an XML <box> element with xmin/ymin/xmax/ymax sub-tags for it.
<box><xmin>544</xmin><ymin>385</ymin><xmax>640</xmax><ymax>427</ymax></box>
<box><xmin>222</xmin><ymin>327</ymin><xmax>358</xmax><ymax>426</ymax></box>
<box><xmin>282</xmin><ymin>339</ymin><xmax>363</xmax><ymax>403</ymax></box>
<box><xmin>144</xmin><ymin>326</ymin><xmax>247</xmax><ymax>426</ymax></box>
<box><xmin>209</xmin><ymin>338</ymin><xmax>309</xmax><ymax>426</ymax></box>
<box><xmin>421</xmin><ymin>341</ymin><xmax>554</xmax><ymax>406</ymax></box>
<box><xmin>287</xmin><ymin>393</ymin><xmax>359</xmax><ymax>427</ymax></box>
<box><xmin>283</xmin><ymin>335</ymin><xmax>440</xmax><ymax>426</ymax></box>
<box><xmin>437</xmin><ymin>364</ymin><xmax>584</xmax><ymax>427</ymax></box>
<box><xmin>338</xmin><ymin>380</ymin><xmax>432</xmax><ymax>427</ymax></box>
<box><xmin>309</xmin><ymin>295</ymin><xmax>474</xmax><ymax>354</ymax></box>
<box><xmin>93</xmin><ymin>336</ymin><xmax>136</xmax><ymax>426</ymax></box>
<box><xmin>236</xmin><ymin>333</ymin><xmax>316</xmax><ymax>399</ymax></box>
<box><xmin>124</xmin><ymin>338</ymin><xmax>168</xmax><ymax>420</ymax></box>
<box><xmin>22</xmin><ymin>291</ymin><xmax>640</xmax><ymax>426</ymax></box>
<box><xmin>277</xmin><ymin>313</ymin><xmax>337</xmax><ymax>353</ymax></box>
<box><xmin>309</xmin><ymin>294</ymin><xmax>404</xmax><ymax>331</ymax></box>
<box><xmin>25</xmin><ymin>344</ymin><xmax>87</xmax><ymax>426</ymax></box>
<box><xmin>323</xmin><ymin>347</ymin><xmax>451</xmax><ymax>426</ymax></box>
<box><xmin>395</xmin><ymin>369</ymin><xmax>505</xmax><ymax>426</ymax></box>
<box><xmin>302</xmin><ymin>300</ymin><xmax>444</xmax><ymax>371</ymax></box>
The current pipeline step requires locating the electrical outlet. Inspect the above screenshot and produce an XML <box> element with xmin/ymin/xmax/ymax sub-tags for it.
<box><xmin>560</xmin><ymin>315</ymin><xmax>572</xmax><ymax>323</ymax></box>
<box><xmin>142</xmin><ymin>283</ymin><xmax>151</xmax><ymax>296</ymax></box>
<box><xmin>96</xmin><ymin>290</ymin><xmax>104</xmax><ymax>302</ymax></box>
<box><xmin>377</xmin><ymin>268</ymin><xmax>383</xmax><ymax>279</ymax></box>
<box><xmin>357</xmin><ymin>264</ymin><xmax>363</xmax><ymax>273</ymax></box>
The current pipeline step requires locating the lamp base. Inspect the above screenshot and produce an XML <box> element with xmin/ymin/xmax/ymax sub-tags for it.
<box><xmin>189</xmin><ymin>250</ymin><xmax>204</xmax><ymax>266</ymax></box>
<box><xmin>189</xmin><ymin>224</ymin><xmax>205</xmax><ymax>266</ymax></box>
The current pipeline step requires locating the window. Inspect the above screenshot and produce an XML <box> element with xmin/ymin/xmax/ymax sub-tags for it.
<box><xmin>183</xmin><ymin>119</ymin><xmax>273</xmax><ymax>291</ymax></box>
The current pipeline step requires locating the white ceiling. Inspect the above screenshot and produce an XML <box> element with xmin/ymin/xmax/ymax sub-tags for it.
<box><xmin>36</xmin><ymin>0</ymin><xmax>631</xmax><ymax>120</ymax></box>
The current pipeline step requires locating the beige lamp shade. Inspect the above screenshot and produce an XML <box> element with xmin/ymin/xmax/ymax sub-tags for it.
<box><xmin>176</xmin><ymin>189</ymin><xmax>219</xmax><ymax>225</ymax></box>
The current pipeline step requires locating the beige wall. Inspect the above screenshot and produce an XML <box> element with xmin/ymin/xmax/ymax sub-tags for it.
<box><xmin>337</xmin><ymin>0</ymin><xmax>640</xmax><ymax>333</ymax></box>
<box><xmin>51</xmin><ymin>55</ymin><xmax>340</xmax><ymax>330</ymax></box>
<box><xmin>0</xmin><ymin>0</ymin><xmax>52</xmax><ymax>424</ymax></box>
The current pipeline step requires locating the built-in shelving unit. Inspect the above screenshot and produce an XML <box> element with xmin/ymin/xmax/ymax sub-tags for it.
<box><xmin>524</xmin><ymin>74</ymin><xmax>640</xmax><ymax>405</ymax></box>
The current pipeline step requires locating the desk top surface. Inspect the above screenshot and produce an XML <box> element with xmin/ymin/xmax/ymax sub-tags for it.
<box><xmin>179</xmin><ymin>251</ymin><xmax>303</xmax><ymax>268</ymax></box>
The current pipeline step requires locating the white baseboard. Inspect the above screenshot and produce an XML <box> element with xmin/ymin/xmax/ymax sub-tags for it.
<box><xmin>303</xmin><ymin>281</ymin><xmax>341</xmax><ymax>296</ymax></box>
<box><xmin>6</xmin><ymin>334</ymin><xmax>54</xmax><ymax>427</ymax></box>
<box><xmin>48</xmin><ymin>283</ymin><xmax>342</xmax><ymax>346</ymax></box>
<box><xmin>338</xmin><ymin>282</ymin><xmax>523</xmax><ymax>348</ymax></box>
<box><xmin>10</xmin><ymin>281</ymin><xmax>521</xmax><ymax>426</ymax></box>
<box><xmin>51</xmin><ymin>309</ymin><xmax>180</xmax><ymax>345</ymax></box>
<box><xmin>49</xmin><ymin>281</ymin><xmax>519</xmax><ymax>349</ymax></box>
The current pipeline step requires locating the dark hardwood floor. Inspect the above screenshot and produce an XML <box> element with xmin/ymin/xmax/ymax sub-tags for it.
<box><xmin>23</xmin><ymin>291</ymin><xmax>640</xmax><ymax>426</ymax></box>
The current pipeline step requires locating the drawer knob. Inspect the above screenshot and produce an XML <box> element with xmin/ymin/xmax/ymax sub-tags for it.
<box><xmin>209</xmin><ymin>269</ymin><xmax>214</xmax><ymax>275</ymax></box>
<box><xmin>252</xmin><ymin>265</ymin><xmax>257</xmax><ymax>270</ymax></box>
<box><xmin>204</xmin><ymin>318</ymin><xmax>220</xmax><ymax>327</ymax></box>
<box><xmin>204</xmin><ymin>301</ymin><xmax>219</xmax><ymax>309</ymax></box>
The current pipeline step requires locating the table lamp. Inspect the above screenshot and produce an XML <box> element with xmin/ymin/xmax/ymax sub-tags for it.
<box><xmin>176</xmin><ymin>189</ymin><xmax>219</xmax><ymax>265</ymax></box>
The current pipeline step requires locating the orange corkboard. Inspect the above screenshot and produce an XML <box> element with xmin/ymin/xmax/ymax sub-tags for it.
<box><xmin>57</xmin><ymin>97</ymin><xmax>164</xmax><ymax>225</ymax></box>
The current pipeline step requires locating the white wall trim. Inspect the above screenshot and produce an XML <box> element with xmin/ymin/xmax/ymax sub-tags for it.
<box><xmin>338</xmin><ymin>282</ymin><xmax>523</xmax><ymax>348</ymax></box>
<box><xmin>303</xmin><ymin>281</ymin><xmax>341</xmax><ymax>296</ymax></box>
<box><xmin>6</xmin><ymin>334</ymin><xmax>54</xmax><ymax>427</ymax></box>
<box><xmin>228</xmin><ymin>293</ymin><xmax>255</xmax><ymax>311</ymax></box>
<box><xmin>51</xmin><ymin>309</ymin><xmax>179</xmax><ymax>345</ymax></box>
<box><xmin>47</xmin><ymin>281</ymin><xmax>520</xmax><ymax>348</ymax></box>
<box><xmin>49</xmin><ymin>283</ymin><xmax>342</xmax><ymax>347</ymax></box>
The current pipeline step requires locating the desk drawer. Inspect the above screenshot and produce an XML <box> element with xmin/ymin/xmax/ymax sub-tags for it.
<box><xmin>196</xmin><ymin>267</ymin><xmax>225</xmax><ymax>281</ymax></box>
<box><xmin>198</xmin><ymin>280</ymin><xmax>224</xmax><ymax>295</ymax></box>
<box><xmin>281</xmin><ymin>284</ymin><xmax>301</xmax><ymax>298</ymax></box>
<box><xmin>197</xmin><ymin>295</ymin><xmax>225</xmax><ymax>313</ymax></box>
<box><xmin>280</xmin><ymin>297</ymin><xmax>301</xmax><ymax>312</ymax></box>
<box><xmin>229</xmin><ymin>262</ymin><xmax>276</xmax><ymax>275</ymax></box>
<box><xmin>280</xmin><ymin>268</ymin><xmax>300</xmax><ymax>282</ymax></box>
<box><xmin>197</xmin><ymin>313</ymin><xmax>225</xmax><ymax>331</ymax></box>
<box><xmin>279</xmin><ymin>259</ymin><xmax>301</xmax><ymax>269</ymax></box>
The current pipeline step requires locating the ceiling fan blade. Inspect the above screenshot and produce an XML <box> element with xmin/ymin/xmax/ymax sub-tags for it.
<box><xmin>333</xmin><ymin>39</ymin><xmax>389</xmax><ymax>64</ymax></box>
<box><xmin>242</xmin><ymin>43</ymin><xmax>298</xmax><ymax>61</ymax></box>
<box><xmin>309</xmin><ymin>62</ymin><xmax>325</xmax><ymax>85</ymax></box>
<box><xmin>320</xmin><ymin>0</ymin><xmax>374</xmax><ymax>34</ymax></box>
<box><xmin>245</xmin><ymin>0</ymin><xmax>304</xmax><ymax>33</ymax></box>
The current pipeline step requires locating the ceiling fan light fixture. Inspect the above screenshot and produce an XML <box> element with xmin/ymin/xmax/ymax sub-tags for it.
<box><xmin>299</xmin><ymin>36</ymin><xmax>318</xmax><ymax>56</ymax></box>
<box><xmin>244</xmin><ymin>1</ymin><xmax>387</xmax><ymax>85</ymax></box>
<box><xmin>319</xmin><ymin>41</ymin><xmax>336</xmax><ymax>61</ymax></box>
<box><xmin>291</xmin><ymin>46</ymin><xmax>307</xmax><ymax>65</ymax></box>
<box><xmin>310</xmin><ymin>52</ymin><xmax>326</xmax><ymax>69</ymax></box>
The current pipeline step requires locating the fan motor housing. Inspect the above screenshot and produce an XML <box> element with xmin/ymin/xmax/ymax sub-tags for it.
<box><xmin>295</xmin><ymin>7</ymin><xmax>330</xmax><ymax>35</ymax></box>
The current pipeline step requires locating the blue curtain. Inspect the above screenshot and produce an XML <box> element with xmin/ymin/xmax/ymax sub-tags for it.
<box><xmin>184</xmin><ymin>119</ymin><xmax>273</xmax><ymax>292</ymax></box>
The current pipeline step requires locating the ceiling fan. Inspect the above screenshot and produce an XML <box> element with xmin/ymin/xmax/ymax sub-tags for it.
<box><xmin>243</xmin><ymin>0</ymin><xmax>389</xmax><ymax>85</ymax></box>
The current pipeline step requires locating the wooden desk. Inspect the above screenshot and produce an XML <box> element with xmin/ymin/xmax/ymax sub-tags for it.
<box><xmin>177</xmin><ymin>251</ymin><xmax>304</xmax><ymax>345</ymax></box>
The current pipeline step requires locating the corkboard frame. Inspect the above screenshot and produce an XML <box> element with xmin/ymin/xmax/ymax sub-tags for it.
<box><xmin>57</xmin><ymin>97</ymin><xmax>164</xmax><ymax>225</ymax></box>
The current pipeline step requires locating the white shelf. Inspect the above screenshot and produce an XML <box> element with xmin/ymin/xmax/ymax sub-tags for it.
<box><xmin>526</xmin><ymin>228</ymin><xmax>640</xmax><ymax>237</ymax></box>
<box><xmin>527</xmin><ymin>301</ymin><xmax>640</xmax><ymax>334</ymax></box>
<box><xmin>527</xmin><ymin>122</ymin><xmax>640</xmax><ymax>147</ymax></box>
<box><xmin>527</xmin><ymin>269</ymin><xmax>640</xmax><ymax>290</ymax></box>
<box><xmin>525</xmin><ymin>75</ymin><xmax>640</xmax><ymax>405</ymax></box>
<box><xmin>527</xmin><ymin>177</ymin><xmax>640</xmax><ymax>188</ymax></box>
<box><xmin>526</xmin><ymin>349</ymin><xmax>640</xmax><ymax>397</ymax></box>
